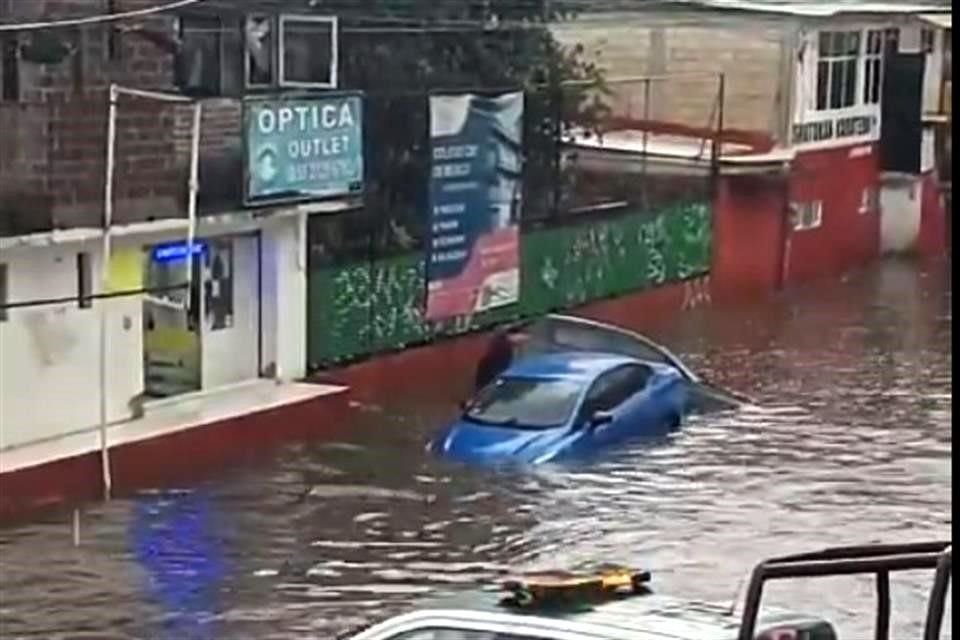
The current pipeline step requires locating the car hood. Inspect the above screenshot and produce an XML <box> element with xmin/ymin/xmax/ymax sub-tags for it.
<box><xmin>430</xmin><ymin>418</ymin><xmax>568</xmax><ymax>464</ymax></box>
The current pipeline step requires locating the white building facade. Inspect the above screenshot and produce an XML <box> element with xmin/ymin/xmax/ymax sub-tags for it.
<box><xmin>0</xmin><ymin>207</ymin><xmax>322</xmax><ymax>452</ymax></box>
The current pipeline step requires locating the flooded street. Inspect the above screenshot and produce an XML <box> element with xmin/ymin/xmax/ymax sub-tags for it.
<box><xmin>0</xmin><ymin>258</ymin><xmax>951</xmax><ymax>640</ymax></box>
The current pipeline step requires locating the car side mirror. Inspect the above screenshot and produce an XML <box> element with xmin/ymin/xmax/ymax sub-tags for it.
<box><xmin>589</xmin><ymin>410</ymin><xmax>614</xmax><ymax>429</ymax></box>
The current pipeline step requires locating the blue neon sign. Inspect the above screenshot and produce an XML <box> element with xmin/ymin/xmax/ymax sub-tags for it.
<box><xmin>152</xmin><ymin>241</ymin><xmax>207</xmax><ymax>263</ymax></box>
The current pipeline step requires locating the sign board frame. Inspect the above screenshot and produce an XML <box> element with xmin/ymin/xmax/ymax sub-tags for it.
<box><xmin>241</xmin><ymin>91</ymin><xmax>365</xmax><ymax>208</ymax></box>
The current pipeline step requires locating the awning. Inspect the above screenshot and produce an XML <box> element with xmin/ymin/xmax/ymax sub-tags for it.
<box><xmin>918</xmin><ymin>13</ymin><xmax>951</xmax><ymax>30</ymax></box>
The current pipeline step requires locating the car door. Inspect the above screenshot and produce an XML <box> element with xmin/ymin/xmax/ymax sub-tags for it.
<box><xmin>575</xmin><ymin>364</ymin><xmax>653</xmax><ymax>449</ymax></box>
<box><xmin>617</xmin><ymin>364</ymin><xmax>687</xmax><ymax>439</ymax></box>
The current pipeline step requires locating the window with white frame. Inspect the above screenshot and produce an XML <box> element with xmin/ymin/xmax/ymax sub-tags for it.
<box><xmin>279</xmin><ymin>15</ymin><xmax>337</xmax><ymax>88</ymax></box>
<box><xmin>863</xmin><ymin>29</ymin><xmax>884</xmax><ymax>105</ymax></box>
<box><xmin>174</xmin><ymin>13</ymin><xmax>337</xmax><ymax>96</ymax></box>
<box><xmin>792</xmin><ymin>201</ymin><xmax>823</xmax><ymax>231</ymax></box>
<box><xmin>816</xmin><ymin>31</ymin><xmax>860</xmax><ymax>110</ymax></box>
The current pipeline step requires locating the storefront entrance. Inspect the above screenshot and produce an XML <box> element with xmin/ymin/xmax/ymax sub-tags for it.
<box><xmin>143</xmin><ymin>233</ymin><xmax>261</xmax><ymax>398</ymax></box>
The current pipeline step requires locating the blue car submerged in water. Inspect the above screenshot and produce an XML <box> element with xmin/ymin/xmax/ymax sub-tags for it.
<box><xmin>429</xmin><ymin>315</ymin><xmax>748</xmax><ymax>465</ymax></box>
<box><xmin>431</xmin><ymin>352</ymin><xmax>691</xmax><ymax>465</ymax></box>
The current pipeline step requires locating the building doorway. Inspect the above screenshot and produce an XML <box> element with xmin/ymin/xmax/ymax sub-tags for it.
<box><xmin>143</xmin><ymin>233</ymin><xmax>261</xmax><ymax>398</ymax></box>
<box><xmin>881</xmin><ymin>51</ymin><xmax>925</xmax><ymax>173</ymax></box>
<box><xmin>143</xmin><ymin>241</ymin><xmax>204</xmax><ymax>398</ymax></box>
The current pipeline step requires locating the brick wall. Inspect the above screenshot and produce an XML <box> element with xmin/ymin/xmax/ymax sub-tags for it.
<box><xmin>552</xmin><ymin>12</ymin><xmax>787</xmax><ymax>140</ymax></box>
<box><xmin>46</xmin><ymin>96</ymin><xmax>186</xmax><ymax>228</ymax></box>
<box><xmin>0</xmin><ymin>0</ymin><xmax>244</xmax><ymax>235</ymax></box>
<box><xmin>173</xmin><ymin>98</ymin><xmax>246</xmax><ymax>213</ymax></box>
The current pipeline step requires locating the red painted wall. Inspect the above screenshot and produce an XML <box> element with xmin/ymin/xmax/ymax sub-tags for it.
<box><xmin>322</xmin><ymin>280</ymin><xmax>697</xmax><ymax>404</ymax></box>
<box><xmin>917</xmin><ymin>171</ymin><xmax>948</xmax><ymax>257</ymax></box>
<box><xmin>710</xmin><ymin>174</ymin><xmax>788</xmax><ymax>303</ymax></box>
<box><xmin>785</xmin><ymin>145</ymin><xmax>880</xmax><ymax>283</ymax></box>
<box><xmin>0</xmin><ymin>391</ymin><xmax>351</xmax><ymax>524</ymax></box>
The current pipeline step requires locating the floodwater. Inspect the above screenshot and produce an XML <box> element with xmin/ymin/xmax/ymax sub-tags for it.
<box><xmin>0</xmin><ymin>258</ymin><xmax>951</xmax><ymax>640</ymax></box>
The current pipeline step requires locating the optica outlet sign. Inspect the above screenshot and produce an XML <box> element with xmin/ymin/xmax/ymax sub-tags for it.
<box><xmin>243</xmin><ymin>94</ymin><xmax>365</xmax><ymax>205</ymax></box>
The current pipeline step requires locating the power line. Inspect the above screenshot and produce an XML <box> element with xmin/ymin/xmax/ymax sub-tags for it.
<box><xmin>0</xmin><ymin>0</ymin><xmax>203</xmax><ymax>32</ymax></box>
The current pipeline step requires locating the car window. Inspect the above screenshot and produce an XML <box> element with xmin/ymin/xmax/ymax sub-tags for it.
<box><xmin>387</xmin><ymin>630</ymin><xmax>544</xmax><ymax>640</ymax></box>
<box><xmin>465</xmin><ymin>377</ymin><xmax>583</xmax><ymax>429</ymax></box>
<box><xmin>581</xmin><ymin>364</ymin><xmax>652</xmax><ymax>416</ymax></box>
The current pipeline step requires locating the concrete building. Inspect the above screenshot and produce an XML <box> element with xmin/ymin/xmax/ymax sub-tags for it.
<box><xmin>554</xmin><ymin>1</ymin><xmax>951</xmax><ymax>300</ymax></box>
<box><xmin>0</xmin><ymin>0</ymin><xmax>352</xmax><ymax>516</ymax></box>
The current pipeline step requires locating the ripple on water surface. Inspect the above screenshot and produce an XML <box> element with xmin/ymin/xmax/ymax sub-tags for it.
<box><xmin>0</xmin><ymin>260</ymin><xmax>951</xmax><ymax>639</ymax></box>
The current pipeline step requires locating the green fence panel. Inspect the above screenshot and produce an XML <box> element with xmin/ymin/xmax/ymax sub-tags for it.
<box><xmin>516</xmin><ymin>201</ymin><xmax>710</xmax><ymax>315</ymax></box>
<box><xmin>307</xmin><ymin>253</ymin><xmax>427</xmax><ymax>365</ymax></box>
<box><xmin>307</xmin><ymin>201</ymin><xmax>711</xmax><ymax>367</ymax></box>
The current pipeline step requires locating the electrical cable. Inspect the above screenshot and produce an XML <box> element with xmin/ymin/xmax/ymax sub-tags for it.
<box><xmin>0</xmin><ymin>0</ymin><xmax>203</xmax><ymax>32</ymax></box>
<box><xmin>0</xmin><ymin>283</ymin><xmax>190</xmax><ymax>311</ymax></box>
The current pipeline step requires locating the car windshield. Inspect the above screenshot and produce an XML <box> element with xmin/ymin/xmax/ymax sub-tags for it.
<box><xmin>464</xmin><ymin>377</ymin><xmax>583</xmax><ymax>429</ymax></box>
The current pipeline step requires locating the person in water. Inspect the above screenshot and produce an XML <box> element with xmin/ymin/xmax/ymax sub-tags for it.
<box><xmin>473</xmin><ymin>324</ymin><xmax>529</xmax><ymax>392</ymax></box>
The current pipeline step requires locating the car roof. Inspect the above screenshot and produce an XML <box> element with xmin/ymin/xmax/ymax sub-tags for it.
<box><xmin>350</xmin><ymin>591</ymin><xmax>820</xmax><ymax>640</ymax></box>
<box><xmin>503</xmin><ymin>351</ymin><xmax>648</xmax><ymax>383</ymax></box>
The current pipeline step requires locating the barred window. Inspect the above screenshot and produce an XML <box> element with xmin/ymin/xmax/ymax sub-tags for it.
<box><xmin>816</xmin><ymin>31</ymin><xmax>860</xmax><ymax>111</ymax></box>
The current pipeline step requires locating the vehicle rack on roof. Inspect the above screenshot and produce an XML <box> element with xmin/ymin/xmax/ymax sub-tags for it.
<box><xmin>737</xmin><ymin>540</ymin><xmax>952</xmax><ymax>640</ymax></box>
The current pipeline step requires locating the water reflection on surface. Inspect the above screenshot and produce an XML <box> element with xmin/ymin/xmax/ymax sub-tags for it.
<box><xmin>0</xmin><ymin>259</ymin><xmax>951</xmax><ymax>639</ymax></box>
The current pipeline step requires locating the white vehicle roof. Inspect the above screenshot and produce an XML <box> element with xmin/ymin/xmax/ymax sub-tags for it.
<box><xmin>347</xmin><ymin>592</ymin><xmax>818</xmax><ymax>640</ymax></box>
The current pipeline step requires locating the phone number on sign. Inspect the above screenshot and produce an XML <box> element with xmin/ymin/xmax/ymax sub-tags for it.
<box><xmin>286</xmin><ymin>159</ymin><xmax>359</xmax><ymax>184</ymax></box>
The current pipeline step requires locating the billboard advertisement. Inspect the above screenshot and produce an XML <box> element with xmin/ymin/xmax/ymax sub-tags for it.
<box><xmin>244</xmin><ymin>94</ymin><xmax>364</xmax><ymax>205</ymax></box>
<box><xmin>425</xmin><ymin>91</ymin><xmax>523</xmax><ymax>320</ymax></box>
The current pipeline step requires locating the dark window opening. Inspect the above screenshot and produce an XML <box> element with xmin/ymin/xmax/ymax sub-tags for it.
<box><xmin>1</xmin><ymin>35</ymin><xmax>19</xmax><ymax>102</ymax></box>
<box><xmin>174</xmin><ymin>15</ymin><xmax>243</xmax><ymax>97</ymax></box>
<box><xmin>0</xmin><ymin>263</ymin><xmax>8</xmax><ymax>322</ymax></box>
<box><xmin>279</xmin><ymin>16</ymin><xmax>335</xmax><ymax>87</ymax></box>
<box><xmin>816</xmin><ymin>60</ymin><xmax>830</xmax><ymax>111</ymax></box>
<box><xmin>77</xmin><ymin>253</ymin><xmax>92</xmax><ymax>308</ymax></box>
<box><xmin>864</xmin><ymin>30</ymin><xmax>884</xmax><ymax>105</ymax></box>
<box><xmin>245</xmin><ymin>14</ymin><xmax>274</xmax><ymax>87</ymax></box>
<box><xmin>107</xmin><ymin>0</ymin><xmax>122</xmax><ymax>61</ymax></box>
<box><xmin>72</xmin><ymin>28</ymin><xmax>84</xmax><ymax>93</ymax></box>
<box><xmin>884</xmin><ymin>28</ymin><xmax>899</xmax><ymax>54</ymax></box>
<box><xmin>791</xmin><ymin>200</ymin><xmax>823</xmax><ymax>231</ymax></box>
<box><xmin>176</xmin><ymin>16</ymin><xmax>223</xmax><ymax>96</ymax></box>
<box><xmin>173</xmin><ymin>13</ymin><xmax>334</xmax><ymax>96</ymax></box>
<box><xmin>921</xmin><ymin>28</ymin><xmax>935</xmax><ymax>54</ymax></box>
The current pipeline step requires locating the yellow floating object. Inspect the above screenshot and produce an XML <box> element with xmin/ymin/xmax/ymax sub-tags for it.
<box><xmin>501</xmin><ymin>567</ymin><xmax>650</xmax><ymax>610</ymax></box>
